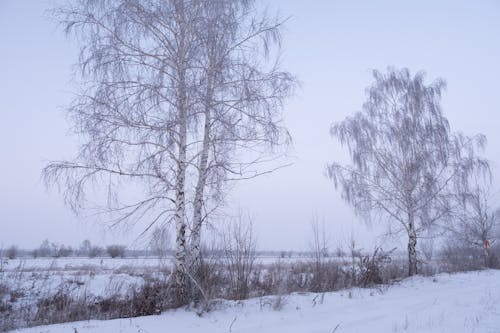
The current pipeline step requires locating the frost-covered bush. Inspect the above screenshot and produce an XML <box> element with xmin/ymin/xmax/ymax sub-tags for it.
<box><xmin>106</xmin><ymin>245</ymin><xmax>126</xmax><ymax>258</ymax></box>
<box><xmin>88</xmin><ymin>246</ymin><xmax>103</xmax><ymax>258</ymax></box>
<box><xmin>6</xmin><ymin>246</ymin><xmax>18</xmax><ymax>260</ymax></box>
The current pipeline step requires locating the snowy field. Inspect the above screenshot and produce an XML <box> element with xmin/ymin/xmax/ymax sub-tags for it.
<box><xmin>2</xmin><ymin>255</ymin><xmax>312</xmax><ymax>272</ymax></box>
<box><xmin>10</xmin><ymin>270</ymin><xmax>500</xmax><ymax>333</ymax></box>
<box><xmin>1</xmin><ymin>257</ymin><xmax>167</xmax><ymax>273</ymax></box>
<box><xmin>0</xmin><ymin>255</ymin><xmax>346</xmax><ymax>296</ymax></box>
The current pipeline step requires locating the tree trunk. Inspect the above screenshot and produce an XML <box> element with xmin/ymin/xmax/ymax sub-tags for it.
<box><xmin>172</xmin><ymin>0</ymin><xmax>189</xmax><ymax>305</ymax></box>
<box><xmin>172</xmin><ymin>115</ymin><xmax>189</xmax><ymax>302</ymax></box>
<box><xmin>189</xmin><ymin>70</ymin><xmax>215</xmax><ymax>304</ymax></box>
<box><xmin>408</xmin><ymin>216</ymin><xmax>418</xmax><ymax>276</ymax></box>
<box><xmin>173</xmin><ymin>105</ymin><xmax>189</xmax><ymax>303</ymax></box>
<box><xmin>189</xmin><ymin>108</ymin><xmax>210</xmax><ymax>299</ymax></box>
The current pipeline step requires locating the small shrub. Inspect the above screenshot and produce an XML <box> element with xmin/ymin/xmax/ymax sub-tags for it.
<box><xmin>195</xmin><ymin>258</ymin><xmax>226</xmax><ymax>306</ymax></box>
<box><xmin>56</xmin><ymin>245</ymin><xmax>73</xmax><ymax>257</ymax></box>
<box><xmin>34</xmin><ymin>290</ymin><xmax>89</xmax><ymax>326</ymax></box>
<box><xmin>36</xmin><ymin>239</ymin><xmax>53</xmax><ymax>257</ymax></box>
<box><xmin>6</xmin><ymin>246</ymin><xmax>18</xmax><ymax>260</ymax></box>
<box><xmin>106</xmin><ymin>245</ymin><xmax>126</xmax><ymax>258</ymax></box>
<box><xmin>358</xmin><ymin>247</ymin><xmax>395</xmax><ymax>287</ymax></box>
<box><xmin>130</xmin><ymin>280</ymin><xmax>171</xmax><ymax>316</ymax></box>
<box><xmin>78</xmin><ymin>239</ymin><xmax>92</xmax><ymax>256</ymax></box>
<box><xmin>222</xmin><ymin>217</ymin><xmax>257</xmax><ymax>300</ymax></box>
<box><xmin>88</xmin><ymin>246</ymin><xmax>103</xmax><ymax>258</ymax></box>
<box><xmin>149</xmin><ymin>227</ymin><xmax>171</xmax><ymax>259</ymax></box>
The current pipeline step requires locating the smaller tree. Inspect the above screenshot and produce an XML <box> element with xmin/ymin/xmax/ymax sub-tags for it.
<box><xmin>418</xmin><ymin>236</ymin><xmax>435</xmax><ymax>262</ymax></box>
<box><xmin>149</xmin><ymin>226</ymin><xmax>171</xmax><ymax>259</ymax></box>
<box><xmin>451</xmin><ymin>178</ymin><xmax>499</xmax><ymax>267</ymax></box>
<box><xmin>56</xmin><ymin>245</ymin><xmax>73</xmax><ymax>257</ymax></box>
<box><xmin>222</xmin><ymin>215</ymin><xmax>257</xmax><ymax>300</ymax></box>
<box><xmin>79</xmin><ymin>239</ymin><xmax>92</xmax><ymax>256</ymax></box>
<box><xmin>6</xmin><ymin>245</ymin><xmax>18</xmax><ymax>259</ymax></box>
<box><xmin>455</xmin><ymin>186</ymin><xmax>498</xmax><ymax>248</ymax></box>
<box><xmin>88</xmin><ymin>246</ymin><xmax>103</xmax><ymax>258</ymax></box>
<box><xmin>328</xmin><ymin>68</ymin><xmax>488</xmax><ymax>276</ymax></box>
<box><xmin>106</xmin><ymin>245</ymin><xmax>126</xmax><ymax>258</ymax></box>
<box><xmin>49</xmin><ymin>242</ymin><xmax>59</xmax><ymax>258</ymax></box>
<box><xmin>37</xmin><ymin>239</ymin><xmax>52</xmax><ymax>257</ymax></box>
<box><xmin>309</xmin><ymin>217</ymin><xmax>331</xmax><ymax>292</ymax></box>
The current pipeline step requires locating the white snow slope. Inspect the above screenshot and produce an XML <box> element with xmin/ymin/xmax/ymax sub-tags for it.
<box><xmin>11</xmin><ymin>270</ymin><xmax>500</xmax><ymax>333</ymax></box>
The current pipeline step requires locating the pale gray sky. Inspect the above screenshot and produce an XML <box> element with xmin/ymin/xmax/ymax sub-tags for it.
<box><xmin>1</xmin><ymin>0</ymin><xmax>499</xmax><ymax>251</ymax></box>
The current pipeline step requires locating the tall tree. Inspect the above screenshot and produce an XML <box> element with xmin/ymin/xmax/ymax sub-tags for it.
<box><xmin>328</xmin><ymin>68</ymin><xmax>488</xmax><ymax>276</ymax></box>
<box><xmin>44</xmin><ymin>0</ymin><xmax>205</xmax><ymax>303</ymax></box>
<box><xmin>188</xmin><ymin>0</ymin><xmax>295</xmax><ymax>284</ymax></box>
<box><xmin>43</xmin><ymin>0</ymin><xmax>295</xmax><ymax>303</ymax></box>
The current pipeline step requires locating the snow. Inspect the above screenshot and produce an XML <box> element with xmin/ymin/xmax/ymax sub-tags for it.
<box><xmin>1</xmin><ymin>269</ymin><xmax>144</xmax><ymax>302</ymax></box>
<box><xmin>0</xmin><ymin>255</ymin><xmax>392</xmax><ymax>285</ymax></box>
<box><xmin>10</xmin><ymin>270</ymin><xmax>500</xmax><ymax>333</ymax></box>
<box><xmin>2</xmin><ymin>257</ymin><xmax>166</xmax><ymax>271</ymax></box>
<box><xmin>2</xmin><ymin>256</ymin><xmax>308</xmax><ymax>272</ymax></box>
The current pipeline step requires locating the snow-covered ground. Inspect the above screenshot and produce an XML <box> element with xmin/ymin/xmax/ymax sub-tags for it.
<box><xmin>2</xmin><ymin>255</ymin><xmax>311</xmax><ymax>272</ymax></box>
<box><xmin>11</xmin><ymin>270</ymin><xmax>500</xmax><ymax>333</ymax></box>
<box><xmin>2</xmin><ymin>257</ymin><xmax>168</xmax><ymax>272</ymax></box>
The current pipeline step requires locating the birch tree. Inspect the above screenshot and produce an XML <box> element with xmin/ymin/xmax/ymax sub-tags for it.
<box><xmin>328</xmin><ymin>68</ymin><xmax>488</xmax><ymax>276</ymax></box>
<box><xmin>452</xmin><ymin>176</ymin><xmax>499</xmax><ymax>254</ymax></box>
<box><xmin>43</xmin><ymin>0</ymin><xmax>295</xmax><ymax>303</ymax></box>
<box><xmin>43</xmin><ymin>0</ymin><xmax>203</xmax><ymax>303</ymax></box>
<box><xmin>188</xmin><ymin>0</ymin><xmax>295</xmax><ymax>282</ymax></box>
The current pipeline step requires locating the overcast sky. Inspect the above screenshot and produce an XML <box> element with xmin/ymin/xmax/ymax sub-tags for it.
<box><xmin>1</xmin><ymin>0</ymin><xmax>499</xmax><ymax>251</ymax></box>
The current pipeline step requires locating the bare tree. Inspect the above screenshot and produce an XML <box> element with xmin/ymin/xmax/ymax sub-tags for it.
<box><xmin>106</xmin><ymin>244</ymin><xmax>126</xmax><ymax>258</ymax></box>
<box><xmin>451</xmin><ymin>176</ymin><xmax>499</xmax><ymax>261</ymax></box>
<box><xmin>43</xmin><ymin>0</ymin><xmax>295</xmax><ymax>304</ymax></box>
<box><xmin>6</xmin><ymin>245</ymin><xmax>18</xmax><ymax>260</ymax></box>
<box><xmin>188</xmin><ymin>0</ymin><xmax>295</xmax><ymax>284</ymax></box>
<box><xmin>222</xmin><ymin>214</ymin><xmax>257</xmax><ymax>300</ymax></box>
<box><xmin>418</xmin><ymin>234</ymin><xmax>435</xmax><ymax>262</ymax></box>
<box><xmin>36</xmin><ymin>239</ymin><xmax>53</xmax><ymax>257</ymax></box>
<box><xmin>149</xmin><ymin>225</ymin><xmax>171</xmax><ymax>259</ymax></box>
<box><xmin>328</xmin><ymin>68</ymin><xmax>488</xmax><ymax>276</ymax></box>
<box><xmin>79</xmin><ymin>239</ymin><xmax>103</xmax><ymax>258</ymax></box>
<box><xmin>78</xmin><ymin>239</ymin><xmax>92</xmax><ymax>257</ymax></box>
<box><xmin>309</xmin><ymin>217</ymin><xmax>330</xmax><ymax>291</ymax></box>
<box><xmin>88</xmin><ymin>245</ymin><xmax>103</xmax><ymax>258</ymax></box>
<box><xmin>43</xmin><ymin>0</ymin><xmax>206</xmax><ymax>302</ymax></box>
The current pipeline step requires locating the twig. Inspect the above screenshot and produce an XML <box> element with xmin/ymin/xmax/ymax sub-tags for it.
<box><xmin>229</xmin><ymin>316</ymin><xmax>237</xmax><ymax>332</ymax></box>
